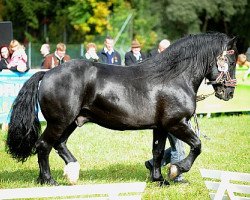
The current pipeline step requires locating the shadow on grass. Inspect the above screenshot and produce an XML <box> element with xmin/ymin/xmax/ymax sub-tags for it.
<box><xmin>79</xmin><ymin>163</ymin><xmax>148</xmax><ymax>182</ymax></box>
<box><xmin>0</xmin><ymin>163</ymin><xmax>149</xmax><ymax>187</ymax></box>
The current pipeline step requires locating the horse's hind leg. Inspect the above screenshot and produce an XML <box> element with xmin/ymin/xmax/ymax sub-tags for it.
<box><xmin>151</xmin><ymin>128</ymin><xmax>167</xmax><ymax>182</ymax></box>
<box><xmin>168</xmin><ymin>119</ymin><xmax>201</xmax><ymax>180</ymax></box>
<box><xmin>53</xmin><ymin>122</ymin><xmax>80</xmax><ymax>185</ymax></box>
<box><xmin>36</xmin><ymin>123</ymin><xmax>67</xmax><ymax>185</ymax></box>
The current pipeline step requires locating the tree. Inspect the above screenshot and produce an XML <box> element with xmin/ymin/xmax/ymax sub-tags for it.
<box><xmin>68</xmin><ymin>0</ymin><xmax>114</xmax><ymax>43</ymax></box>
<box><xmin>1</xmin><ymin>0</ymin><xmax>49</xmax><ymax>42</ymax></box>
<box><xmin>160</xmin><ymin>0</ymin><xmax>248</xmax><ymax>42</ymax></box>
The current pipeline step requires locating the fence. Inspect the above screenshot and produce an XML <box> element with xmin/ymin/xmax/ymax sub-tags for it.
<box><xmin>25</xmin><ymin>42</ymin><xmax>130</xmax><ymax>68</ymax></box>
<box><xmin>0</xmin><ymin>182</ymin><xmax>146</xmax><ymax>200</ymax></box>
<box><xmin>200</xmin><ymin>169</ymin><xmax>250</xmax><ymax>200</ymax></box>
<box><xmin>26</xmin><ymin>43</ymin><xmax>84</xmax><ymax>68</ymax></box>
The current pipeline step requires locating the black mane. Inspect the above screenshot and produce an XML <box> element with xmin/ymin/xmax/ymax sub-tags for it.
<box><xmin>140</xmin><ymin>32</ymin><xmax>230</xmax><ymax>82</ymax></box>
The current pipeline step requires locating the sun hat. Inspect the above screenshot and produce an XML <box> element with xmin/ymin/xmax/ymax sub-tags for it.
<box><xmin>131</xmin><ymin>40</ymin><xmax>141</xmax><ymax>48</ymax></box>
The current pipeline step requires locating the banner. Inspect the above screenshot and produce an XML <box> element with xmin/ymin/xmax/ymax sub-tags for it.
<box><xmin>0</xmin><ymin>69</ymin><xmax>45</xmax><ymax>123</ymax></box>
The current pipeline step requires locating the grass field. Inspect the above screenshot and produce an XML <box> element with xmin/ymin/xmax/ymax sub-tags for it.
<box><xmin>0</xmin><ymin>115</ymin><xmax>249</xmax><ymax>199</ymax></box>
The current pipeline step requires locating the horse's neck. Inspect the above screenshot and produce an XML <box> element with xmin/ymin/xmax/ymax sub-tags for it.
<box><xmin>184</xmin><ymin>67</ymin><xmax>206</xmax><ymax>94</ymax></box>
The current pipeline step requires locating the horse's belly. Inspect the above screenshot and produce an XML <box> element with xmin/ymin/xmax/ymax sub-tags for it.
<box><xmin>85</xmin><ymin>105</ymin><xmax>155</xmax><ymax>130</ymax></box>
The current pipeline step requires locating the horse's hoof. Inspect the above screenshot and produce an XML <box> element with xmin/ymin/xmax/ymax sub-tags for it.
<box><xmin>151</xmin><ymin>175</ymin><xmax>164</xmax><ymax>182</ymax></box>
<box><xmin>64</xmin><ymin>162</ymin><xmax>80</xmax><ymax>185</ymax></box>
<box><xmin>168</xmin><ymin>164</ymin><xmax>179</xmax><ymax>180</ymax></box>
<box><xmin>37</xmin><ymin>177</ymin><xmax>59</xmax><ymax>186</ymax></box>
<box><xmin>159</xmin><ymin>179</ymin><xmax>170</xmax><ymax>187</ymax></box>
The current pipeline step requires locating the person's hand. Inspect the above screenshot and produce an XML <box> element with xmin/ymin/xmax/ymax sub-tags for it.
<box><xmin>17</xmin><ymin>65</ymin><xmax>27</xmax><ymax>72</ymax></box>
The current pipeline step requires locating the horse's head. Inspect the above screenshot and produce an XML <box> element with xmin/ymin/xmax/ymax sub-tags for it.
<box><xmin>206</xmin><ymin>37</ymin><xmax>238</xmax><ymax>101</ymax></box>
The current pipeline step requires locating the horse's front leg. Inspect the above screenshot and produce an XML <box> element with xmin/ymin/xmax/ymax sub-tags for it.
<box><xmin>168</xmin><ymin>119</ymin><xmax>201</xmax><ymax>180</ymax></box>
<box><xmin>151</xmin><ymin>128</ymin><xmax>167</xmax><ymax>182</ymax></box>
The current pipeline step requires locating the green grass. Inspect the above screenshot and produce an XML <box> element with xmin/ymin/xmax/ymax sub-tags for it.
<box><xmin>0</xmin><ymin>115</ymin><xmax>250</xmax><ymax>199</ymax></box>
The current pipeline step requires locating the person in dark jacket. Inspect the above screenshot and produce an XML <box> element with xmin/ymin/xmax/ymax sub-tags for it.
<box><xmin>148</xmin><ymin>39</ymin><xmax>170</xmax><ymax>58</ymax></box>
<box><xmin>124</xmin><ymin>40</ymin><xmax>147</xmax><ymax>66</ymax></box>
<box><xmin>0</xmin><ymin>45</ymin><xmax>10</xmax><ymax>71</ymax></box>
<box><xmin>98</xmin><ymin>36</ymin><xmax>121</xmax><ymax>65</ymax></box>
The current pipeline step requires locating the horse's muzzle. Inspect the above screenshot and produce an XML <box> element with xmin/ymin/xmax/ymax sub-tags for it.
<box><xmin>215</xmin><ymin>86</ymin><xmax>235</xmax><ymax>101</ymax></box>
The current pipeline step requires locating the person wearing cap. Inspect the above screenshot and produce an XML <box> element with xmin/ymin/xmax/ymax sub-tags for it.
<box><xmin>148</xmin><ymin>39</ymin><xmax>171</xmax><ymax>57</ymax></box>
<box><xmin>124</xmin><ymin>40</ymin><xmax>147</xmax><ymax>66</ymax></box>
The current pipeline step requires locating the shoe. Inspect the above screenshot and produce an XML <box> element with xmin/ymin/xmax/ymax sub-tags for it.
<box><xmin>174</xmin><ymin>179</ymin><xmax>189</xmax><ymax>184</ymax></box>
<box><xmin>145</xmin><ymin>161</ymin><xmax>153</xmax><ymax>172</ymax></box>
<box><xmin>159</xmin><ymin>179</ymin><xmax>170</xmax><ymax>186</ymax></box>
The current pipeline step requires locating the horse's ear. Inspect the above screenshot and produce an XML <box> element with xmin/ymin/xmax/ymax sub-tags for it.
<box><xmin>227</xmin><ymin>36</ymin><xmax>238</xmax><ymax>50</ymax></box>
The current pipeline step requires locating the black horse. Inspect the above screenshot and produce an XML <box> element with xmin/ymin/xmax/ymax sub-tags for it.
<box><xmin>7</xmin><ymin>32</ymin><xmax>237</xmax><ymax>185</ymax></box>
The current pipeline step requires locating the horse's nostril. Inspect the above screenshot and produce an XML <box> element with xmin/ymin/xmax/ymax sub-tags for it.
<box><xmin>229</xmin><ymin>91</ymin><xmax>234</xmax><ymax>98</ymax></box>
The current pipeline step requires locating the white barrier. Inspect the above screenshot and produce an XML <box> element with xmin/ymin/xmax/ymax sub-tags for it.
<box><xmin>0</xmin><ymin>182</ymin><xmax>146</xmax><ymax>200</ymax></box>
<box><xmin>200</xmin><ymin>169</ymin><xmax>250</xmax><ymax>200</ymax></box>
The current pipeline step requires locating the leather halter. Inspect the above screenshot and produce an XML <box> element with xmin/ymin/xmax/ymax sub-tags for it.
<box><xmin>207</xmin><ymin>50</ymin><xmax>237</xmax><ymax>87</ymax></box>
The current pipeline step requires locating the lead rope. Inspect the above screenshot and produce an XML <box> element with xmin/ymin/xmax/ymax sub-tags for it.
<box><xmin>191</xmin><ymin>91</ymin><xmax>213</xmax><ymax>140</ymax></box>
<box><xmin>192</xmin><ymin>113</ymin><xmax>210</xmax><ymax>140</ymax></box>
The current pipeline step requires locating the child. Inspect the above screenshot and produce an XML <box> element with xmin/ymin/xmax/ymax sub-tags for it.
<box><xmin>8</xmin><ymin>39</ymin><xmax>28</xmax><ymax>72</ymax></box>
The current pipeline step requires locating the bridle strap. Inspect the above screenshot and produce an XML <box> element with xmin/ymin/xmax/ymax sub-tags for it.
<box><xmin>207</xmin><ymin>50</ymin><xmax>237</xmax><ymax>87</ymax></box>
<box><xmin>207</xmin><ymin>71</ymin><xmax>237</xmax><ymax>87</ymax></box>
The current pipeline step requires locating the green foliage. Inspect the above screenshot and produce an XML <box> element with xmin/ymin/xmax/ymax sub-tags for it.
<box><xmin>68</xmin><ymin>0</ymin><xmax>114</xmax><ymax>43</ymax></box>
<box><xmin>2</xmin><ymin>0</ymin><xmax>49</xmax><ymax>41</ymax></box>
<box><xmin>161</xmin><ymin>0</ymin><xmax>248</xmax><ymax>40</ymax></box>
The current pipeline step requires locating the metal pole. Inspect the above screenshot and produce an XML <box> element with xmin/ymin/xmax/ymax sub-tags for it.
<box><xmin>114</xmin><ymin>13</ymin><xmax>133</xmax><ymax>45</ymax></box>
<box><xmin>28</xmin><ymin>42</ymin><xmax>31</xmax><ymax>68</ymax></box>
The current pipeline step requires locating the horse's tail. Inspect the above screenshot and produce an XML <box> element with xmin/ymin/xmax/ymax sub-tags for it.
<box><xmin>6</xmin><ymin>71</ymin><xmax>46</xmax><ymax>162</ymax></box>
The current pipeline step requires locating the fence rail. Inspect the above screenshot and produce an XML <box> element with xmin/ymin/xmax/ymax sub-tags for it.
<box><xmin>0</xmin><ymin>182</ymin><xmax>146</xmax><ymax>200</ymax></box>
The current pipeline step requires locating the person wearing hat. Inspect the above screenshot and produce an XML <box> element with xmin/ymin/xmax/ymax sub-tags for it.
<box><xmin>125</xmin><ymin>40</ymin><xmax>147</xmax><ymax>66</ymax></box>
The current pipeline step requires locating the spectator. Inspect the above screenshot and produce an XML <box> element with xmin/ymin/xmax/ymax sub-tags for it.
<box><xmin>98</xmin><ymin>36</ymin><xmax>121</xmax><ymax>65</ymax></box>
<box><xmin>8</xmin><ymin>39</ymin><xmax>28</xmax><ymax>72</ymax></box>
<box><xmin>145</xmin><ymin>133</ymin><xmax>187</xmax><ymax>184</ymax></box>
<box><xmin>40</xmin><ymin>43</ymin><xmax>50</xmax><ymax>68</ymax></box>
<box><xmin>43</xmin><ymin>42</ymin><xmax>71</xmax><ymax>69</ymax></box>
<box><xmin>246</xmin><ymin>47</ymin><xmax>250</xmax><ymax>61</ymax></box>
<box><xmin>0</xmin><ymin>45</ymin><xmax>11</xmax><ymax>71</ymax></box>
<box><xmin>82</xmin><ymin>42</ymin><xmax>99</xmax><ymax>62</ymax></box>
<box><xmin>237</xmin><ymin>54</ymin><xmax>250</xmax><ymax>81</ymax></box>
<box><xmin>124</xmin><ymin>40</ymin><xmax>147</xmax><ymax>66</ymax></box>
<box><xmin>145</xmin><ymin>39</ymin><xmax>188</xmax><ymax>184</ymax></box>
<box><xmin>148</xmin><ymin>39</ymin><xmax>171</xmax><ymax>57</ymax></box>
